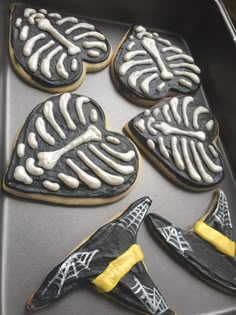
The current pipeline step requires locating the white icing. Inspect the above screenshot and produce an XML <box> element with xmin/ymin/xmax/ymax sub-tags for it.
<box><xmin>15</xmin><ymin>18</ymin><xmax>22</xmax><ymax>28</ymax></box>
<box><xmin>135</xmin><ymin>26</ymin><xmax>146</xmax><ymax>33</ymax></box>
<box><xmin>127</xmin><ymin>42</ymin><xmax>135</xmax><ymax>50</ymax></box>
<box><xmin>142</xmin><ymin>37</ymin><xmax>173</xmax><ymax>80</ymax></box>
<box><xmin>23</xmin><ymin>33</ymin><xmax>46</xmax><ymax>56</ymax></box>
<box><xmin>37</xmin><ymin>18</ymin><xmax>81</xmax><ymax>55</ymax></box>
<box><xmin>87</xmin><ymin>50</ymin><xmax>100</xmax><ymax>57</ymax></box>
<box><xmin>166</xmin><ymin>54</ymin><xmax>194</xmax><ymax>63</ymax></box>
<box><xmin>24</xmin><ymin>8</ymin><xmax>36</xmax><ymax>18</ymax></box>
<box><xmin>100</xmin><ymin>143</ymin><xmax>135</xmax><ymax>162</ymax></box>
<box><xmin>129</xmin><ymin>35</ymin><xmax>134</xmax><ymax>40</ymax></box>
<box><xmin>144</xmin><ymin>110</ymin><xmax>150</xmax><ymax>116</ymax></box>
<box><xmin>65</xmin><ymin>23</ymin><xmax>95</xmax><ymax>35</ymax></box>
<box><xmin>140</xmin><ymin>73</ymin><xmax>158</xmax><ymax>94</ymax></box>
<box><xmin>182</xmin><ymin>96</ymin><xmax>194</xmax><ymax>127</ymax></box>
<box><xmin>13</xmin><ymin>166</ymin><xmax>33</xmax><ymax>185</ymax></box>
<box><xmin>77</xmin><ymin>151</ymin><xmax>124</xmax><ymax>186</ymax></box>
<box><xmin>147</xmin><ymin>139</ymin><xmax>155</xmax><ymax>150</ymax></box>
<box><xmin>66</xmin><ymin>158</ymin><xmax>101</xmax><ymax>189</ymax></box>
<box><xmin>43</xmin><ymin>180</ymin><xmax>60</xmax><ymax>191</ymax></box>
<box><xmin>28</xmin><ymin>40</ymin><xmax>55</xmax><ymax>72</ymax></box>
<box><xmin>171</xmin><ymin>137</ymin><xmax>185</xmax><ymax>170</ymax></box>
<box><xmin>28</xmin><ymin>132</ymin><xmax>38</xmax><ymax>149</ymax></box>
<box><xmin>17</xmin><ymin>143</ymin><xmax>25</xmax><ymax>158</ymax></box>
<box><xmin>157</xmin><ymin>38</ymin><xmax>171</xmax><ymax>46</ymax></box>
<box><xmin>76</xmin><ymin>96</ymin><xmax>90</xmax><ymax>125</ymax></box>
<box><xmin>153</xmin><ymin>33</ymin><xmax>159</xmax><ymax>38</ymax></box>
<box><xmin>71</xmin><ymin>58</ymin><xmax>78</xmax><ymax>71</ymax></box>
<box><xmin>59</xmin><ymin>93</ymin><xmax>76</xmax><ymax>130</ymax></box>
<box><xmin>190</xmin><ymin>141</ymin><xmax>213</xmax><ymax>183</ymax></box>
<box><xmin>197</xmin><ymin>143</ymin><xmax>223</xmax><ymax>173</ymax></box>
<box><xmin>169</xmin><ymin>97</ymin><xmax>181</xmax><ymax>124</ymax></box>
<box><xmin>89</xmin><ymin>144</ymin><xmax>134</xmax><ymax>175</ymax></box>
<box><xmin>90</xmin><ymin>109</ymin><xmax>98</xmax><ymax>123</ymax></box>
<box><xmin>35</xmin><ymin>117</ymin><xmax>55</xmax><ymax>145</ymax></box>
<box><xmin>119</xmin><ymin>59</ymin><xmax>153</xmax><ymax>76</ymax></box>
<box><xmin>193</xmin><ymin>106</ymin><xmax>209</xmax><ymax>129</ymax></box>
<box><xmin>83</xmin><ymin>41</ymin><xmax>107</xmax><ymax>51</ymax></box>
<box><xmin>153</xmin><ymin>108</ymin><xmax>160</xmax><ymax>117</ymax></box>
<box><xmin>58</xmin><ymin>173</ymin><xmax>80</xmax><ymax>189</ymax></box>
<box><xmin>158</xmin><ymin>137</ymin><xmax>169</xmax><ymax>159</ymax></box>
<box><xmin>56</xmin><ymin>17</ymin><xmax>78</xmax><ymax>25</ymax></box>
<box><xmin>136</xmin><ymin>32</ymin><xmax>153</xmax><ymax>39</ymax></box>
<box><xmin>20</xmin><ymin>26</ymin><xmax>29</xmax><ymax>41</ymax></box>
<box><xmin>28</xmin><ymin>13</ymin><xmax>45</xmax><ymax>25</ymax></box>
<box><xmin>56</xmin><ymin>52</ymin><xmax>69</xmax><ymax>79</ymax></box>
<box><xmin>26</xmin><ymin>158</ymin><xmax>44</xmax><ymax>176</ymax></box>
<box><xmin>147</xmin><ymin>117</ymin><xmax>157</xmax><ymax>135</ymax></box>
<box><xmin>128</xmin><ymin>67</ymin><xmax>157</xmax><ymax>88</ymax></box>
<box><xmin>169</xmin><ymin>63</ymin><xmax>201</xmax><ymax>74</ymax></box>
<box><xmin>73</xmin><ymin>31</ymin><xmax>105</xmax><ymax>41</ymax></box>
<box><xmin>135</xmin><ymin>119</ymin><xmax>146</xmax><ymax>133</ymax></box>
<box><xmin>206</xmin><ymin>120</ymin><xmax>214</xmax><ymax>131</ymax></box>
<box><xmin>179</xmin><ymin>78</ymin><xmax>192</xmax><ymax>88</ymax></box>
<box><xmin>157</xmin><ymin>82</ymin><xmax>166</xmax><ymax>91</ymax></box>
<box><xmin>37</xmin><ymin>125</ymin><xmax>102</xmax><ymax>170</ymax></box>
<box><xmin>208</xmin><ymin>145</ymin><xmax>219</xmax><ymax>158</ymax></box>
<box><xmin>39</xmin><ymin>9</ymin><xmax>47</xmax><ymax>14</ymax></box>
<box><xmin>173</xmin><ymin>70</ymin><xmax>200</xmax><ymax>84</ymax></box>
<box><xmin>43</xmin><ymin>101</ymin><xmax>66</xmax><ymax>139</ymax></box>
<box><xmin>106</xmin><ymin>136</ymin><xmax>120</xmax><ymax>144</ymax></box>
<box><xmin>161</xmin><ymin>46</ymin><xmax>183</xmax><ymax>54</ymax></box>
<box><xmin>41</xmin><ymin>46</ymin><xmax>63</xmax><ymax>78</ymax></box>
<box><xmin>181</xmin><ymin>138</ymin><xmax>201</xmax><ymax>181</ymax></box>
<box><xmin>124</xmin><ymin>50</ymin><xmax>147</xmax><ymax>62</ymax></box>
<box><xmin>162</xmin><ymin>104</ymin><xmax>172</xmax><ymax>122</ymax></box>
<box><xmin>154</xmin><ymin>122</ymin><xmax>206</xmax><ymax>141</ymax></box>
<box><xmin>48</xmin><ymin>13</ymin><xmax>62</xmax><ymax>19</ymax></box>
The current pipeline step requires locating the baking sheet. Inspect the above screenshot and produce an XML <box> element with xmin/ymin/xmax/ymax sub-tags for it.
<box><xmin>0</xmin><ymin>1</ymin><xmax>236</xmax><ymax>315</ymax></box>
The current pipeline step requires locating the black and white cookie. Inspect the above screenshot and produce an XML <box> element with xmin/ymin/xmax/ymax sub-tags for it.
<box><xmin>27</xmin><ymin>197</ymin><xmax>175</xmax><ymax>315</ymax></box>
<box><xmin>111</xmin><ymin>25</ymin><xmax>201</xmax><ymax>105</ymax></box>
<box><xmin>9</xmin><ymin>5</ymin><xmax>112</xmax><ymax>92</ymax></box>
<box><xmin>4</xmin><ymin>93</ymin><xmax>140</xmax><ymax>205</ymax></box>
<box><xmin>147</xmin><ymin>190</ymin><xmax>236</xmax><ymax>296</ymax></box>
<box><xmin>125</xmin><ymin>96</ymin><xmax>224</xmax><ymax>190</ymax></box>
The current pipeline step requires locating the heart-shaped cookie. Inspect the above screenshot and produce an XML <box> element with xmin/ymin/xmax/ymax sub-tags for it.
<box><xmin>4</xmin><ymin>93</ymin><xmax>140</xmax><ymax>205</ymax></box>
<box><xmin>125</xmin><ymin>96</ymin><xmax>224</xmax><ymax>190</ymax></box>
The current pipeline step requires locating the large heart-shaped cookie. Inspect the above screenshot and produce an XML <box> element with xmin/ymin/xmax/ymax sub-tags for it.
<box><xmin>125</xmin><ymin>96</ymin><xmax>224</xmax><ymax>190</ymax></box>
<box><xmin>4</xmin><ymin>93</ymin><xmax>140</xmax><ymax>205</ymax></box>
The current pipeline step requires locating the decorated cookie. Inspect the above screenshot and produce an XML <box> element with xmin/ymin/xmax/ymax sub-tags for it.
<box><xmin>4</xmin><ymin>93</ymin><xmax>140</xmax><ymax>205</ymax></box>
<box><xmin>111</xmin><ymin>25</ymin><xmax>201</xmax><ymax>105</ymax></box>
<box><xmin>146</xmin><ymin>190</ymin><xmax>236</xmax><ymax>296</ymax></box>
<box><xmin>125</xmin><ymin>96</ymin><xmax>224</xmax><ymax>191</ymax></box>
<box><xmin>9</xmin><ymin>5</ymin><xmax>112</xmax><ymax>92</ymax></box>
<box><xmin>27</xmin><ymin>197</ymin><xmax>175</xmax><ymax>314</ymax></box>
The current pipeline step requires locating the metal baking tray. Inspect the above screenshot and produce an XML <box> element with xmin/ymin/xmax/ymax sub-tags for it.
<box><xmin>0</xmin><ymin>0</ymin><xmax>236</xmax><ymax>314</ymax></box>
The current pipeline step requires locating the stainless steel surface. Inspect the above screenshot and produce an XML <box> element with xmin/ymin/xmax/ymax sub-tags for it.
<box><xmin>0</xmin><ymin>1</ymin><xmax>236</xmax><ymax>315</ymax></box>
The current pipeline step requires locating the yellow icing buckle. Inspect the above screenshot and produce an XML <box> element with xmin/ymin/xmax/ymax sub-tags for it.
<box><xmin>92</xmin><ymin>244</ymin><xmax>144</xmax><ymax>292</ymax></box>
<box><xmin>194</xmin><ymin>221</ymin><xmax>236</xmax><ymax>257</ymax></box>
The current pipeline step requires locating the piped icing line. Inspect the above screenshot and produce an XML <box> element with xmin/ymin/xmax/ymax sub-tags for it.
<box><xmin>157</xmin><ymin>82</ymin><xmax>166</xmax><ymax>91</ymax></box>
<box><xmin>56</xmin><ymin>17</ymin><xmax>78</xmax><ymax>25</ymax></box>
<box><xmin>193</xmin><ymin>106</ymin><xmax>210</xmax><ymax>130</ymax></box>
<box><xmin>173</xmin><ymin>70</ymin><xmax>200</xmax><ymax>84</ymax></box>
<box><xmin>124</xmin><ymin>50</ymin><xmax>147</xmax><ymax>62</ymax></box>
<box><xmin>28</xmin><ymin>132</ymin><xmax>38</xmax><ymax>149</ymax></box>
<box><xmin>83</xmin><ymin>41</ymin><xmax>107</xmax><ymax>51</ymax></box>
<box><xmin>87</xmin><ymin>50</ymin><xmax>100</xmax><ymax>58</ymax></box>
<box><xmin>146</xmin><ymin>117</ymin><xmax>157</xmax><ymax>136</ymax></box>
<box><xmin>182</xmin><ymin>96</ymin><xmax>194</xmax><ymax>127</ymax></box>
<box><xmin>28</xmin><ymin>40</ymin><xmax>55</xmax><ymax>72</ymax></box>
<box><xmin>17</xmin><ymin>143</ymin><xmax>25</xmax><ymax>158</ymax></box>
<box><xmin>35</xmin><ymin>117</ymin><xmax>55</xmax><ymax>145</ymax></box>
<box><xmin>106</xmin><ymin>136</ymin><xmax>120</xmax><ymax>144</ymax></box>
<box><xmin>76</xmin><ymin>96</ymin><xmax>90</xmax><ymax>125</ymax></box>
<box><xmin>56</xmin><ymin>52</ymin><xmax>69</xmax><ymax>79</ymax></box>
<box><xmin>41</xmin><ymin>46</ymin><xmax>63</xmax><ymax>78</ymax></box>
<box><xmin>100</xmin><ymin>143</ymin><xmax>135</xmax><ymax>162</ymax></box>
<box><xmin>161</xmin><ymin>46</ymin><xmax>183</xmax><ymax>54</ymax></box>
<box><xmin>171</xmin><ymin>137</ymin><xmax>185</xmax><ymax>170</ymax></box>
<box><xmin>48</xmin><ymin>13</ymin><xmax>62</xmax><ymax>19</ymax></box>
<box><xmin>169</xmin><ymin>63</ymin><xmax>201</xmax><ymax>74</ymax></box>
<box><xmin>43</xmin><ymin>101</ymin><xmax>66</xmax><ymax>139</ymax></box>
<box><xmin>162</xmin><ymin>104</ymin><xmax>172</xmax><ymax>123</ymax></box>
<box><xmin>24</xmin><ymin>8</ymin><xmax>36</xmax><ymax>18</ymax></box>
<box><xmin>140</xmin><ymin>73</ymin><xmax>158</xmax><ymax>94</ymax></box>
<box><xmin>13</xmin><ymin>166</ymin><xmax>33</xmax><ymax>185</ymax></box>
<box><xmin>26</xmin><ymin>158</ymin><xmax>44</xmax><ymax>176</ymax></box>
<box><xmin>89</xmin><ymin>109</ymin><xmax>98</xmax><ymax>123</ymax></box>
<box><xmin>169</xmin><ymin>97</ymin><xmax>181</xmax><ymax>124</ymax></box>
<box><xmin>197</xmin><ymin>143</ymin><xmax>223</xmax><ymax>173</ymax></box>
<box><xmin>43</xmin><ymin>180</ymin><xmax>60</xmax><ymax>191</ymax></box>
<box><xmin>181</xmin><ymin>138</ymin><xmax>201</xmax><ymax>182</ymax></box>
<box><xmin>128</xmin><ymin>67</ymin><xmax>158</xmax><ymax>89</ymax></box>
<box><xmin>73</xmin><ymin>31</ymin><xmax>105</xmax><ymax>41</ymax></box>
<box><xmin>158</xmin><ymin>137</ymin><xmax>169</xmax><ymax>159</ymax></box>
<box><xmin>119</xmin><ymin>59</ymin><xmax>153</xmax><ymax>76</ymax></box>
<box><xmin>166</xmin><ymin>54</ymin><xmax>194</xmax><ymax>63</ymax></box>
<box><xmin>19</xmin><ymin>25</ymin><xmax>29</xmax><ymax>41</ymax></box>
<box><xmin>23</xmin><ymin>33</ymin><xmax>46</xmax><ymax>56</ymax></box>
<box><xmin>208</xmin><ymin>145</ymin><xmax>219</xmax><ymax>158</ymax></box>
<box><xmin>65</xmin><ymin>23</ymin><xmax>95</xmax><ymax>35</ymax></box>
<box><xmin>206</xmin><ymin>120</ymin><xmax>214</xmax><ymax>131</ymax></box>
<box><xmin>57</xmin><ymin>172</ymin><xmax>80</xmax><ymax>189</ymax></box>
<box><xmin>179</xmin><ymin>79</ymin><xmax>192</xmax><ymax>88</ymax></box>
<box><xmin>59</xmin><ymin>93</ymin><xmax>76</xmax><ymax>130</ymax></box>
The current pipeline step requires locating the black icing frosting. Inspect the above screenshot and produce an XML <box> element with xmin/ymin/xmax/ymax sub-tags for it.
<box><xmin>10</xmin><ymin>5</ymin><xmax>111</xmax><ymax>89</ymax></box>
<box><xmin>146</xmin><ymin>190</ymin><xmax>236</xmax><ymax>296</ymax></box>
<box><xmin>27</xmin><ymin>197</ymin><xmax>175</xmax><ymax>315</ymax></box>
<box><xmin>4</xmin><ymin>93</ymin><xmax>139</xmax><ymax>203</ymax></box>
<box><xmin>112</xmin><ymin>25</ymin><xmax>201</xmax><ymax>103</ymax></box>
<box><xmin>127</xmin><ymin>95</ymin><xmax>224</xmax><ymax>190</ymax></box>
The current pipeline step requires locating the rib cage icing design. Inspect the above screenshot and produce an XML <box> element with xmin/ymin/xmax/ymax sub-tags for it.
<box><xmin>112</xmin><ymin>25</ymin><xmax>201</xmax><ymax>103</ymax></box>
<box><xmin>10</xmin><ymin>5</ymin><xmax>111</xmax><ymax>90</ymax></box>
<box><xmin>127</xmin><ymin>96</ymin><xmax>224</xmax><ymax>189</ymax></box>
<box><xmin>4</xmin><ymin>93</ymin><xmax>139</xmax><ymax>204</ymax></box>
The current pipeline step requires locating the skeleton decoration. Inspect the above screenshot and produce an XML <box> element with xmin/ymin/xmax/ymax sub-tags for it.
<box><xmin>147</xmin><ymin>190</ymin><xmax>236</xmax><ymax>296</ymax></box>
<box><xmin>27</xmin><ymin>197</ymin><xmax>175</xmax><ymax>315</ymax></box>
<box><xmin>126</xmin><ymin>95</ymin><xmax>224</xmax><ymax>190</ymax></box>
<box><xmin>10</xmin><ymin>5</ymin><xmax>111</xmax><ymax>92</ymax></box>
<box><xmin>111</xmin><ymin>25</ymin><xmax>201</xmax><ymax>105</ymax></box>
<box><xmin>4</xmin><ymin>93</ymin><xmax>139</xmax><ymax>205</ymax></box>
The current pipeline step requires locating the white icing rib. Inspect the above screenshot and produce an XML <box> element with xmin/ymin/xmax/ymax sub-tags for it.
<box><xmin>56</xmin><ymin>17</ymin><xmax>78</xmax><ymax>25</ymax></box>
<box><xmin>181</xmin><ymin>138</ymin><xmax>201</xmax><ymax>182</ymax></box>
<box><xmin>24</xmin><ymin>8</ymin><xmax>36</xmax><ymax>18</ymax></box>
<box><xmin>106</xmin><ymin>136</ymin><xmax>120</xmax><ymax>144</ymax></box>
<box><xmin>134</xmin><ymin>119</ymin><xmax>146</xmax><ymax>133</ymax></box>
<box><xmin>140</xmin><ymin>73</ymin><xmax>158</xmax><ymax>94</ymax></box>
<box><xmin>83</xmin><ymin>41</ymin><xmax>107</xmax><ymax>51</ymax></box>
<box><xmin>197</xmin><ymin>143</ymin><xmax>223</xmax><ymax>173</ymax></box>
<box><xmin>208</xmin><ymin>145</ymin><xmax>219</xmax><ymax>158</ymax></box>
<box><xmin>193</xmin><ymin>106</ymin><xmax>209</xmax><ymax>129</ymax></box>
<box><xmin>73</xmin><ymin>31</ymin><xmax>105</xmax><ymax>41</ymax></box>
<box><xmin>41</xmin><ymin>46</ymin><xmax>63</xmax><ymax>78</ymax></box>
<box><xmin>89</xmin><ymin>144</ymin><xmax>134</xmax><ymax>175</ymax></box>
<box><xmin>23</xmin><ymin>33</ymin><xmax>46</xmax><ymax>56</ymax></box>
<box><xmin>28</xmin><ymin>40</ymin><xmax>55</xmax><ymax>72</ymax></box>
<box><xmin>14</xmin><ymin>166</ymin><xmax>33</xmax><ymax>185</ymax></box>
<box><xmin>28</xmin><ymin>13</ymin><xmax>45</xmax><ymax>24</ymax></box>
<box><xmin>28</xmin><ymin>132</ymin><xmax>38</xmax><ymax>149</ymax></box>
<box><xmin>43</xmin><ymin>180</ymin><xmax>60</xmax><ymax>191</ymax></box>
<box><xmin>76</xmin><ymin>96</ymin><xmax>90</xmax><ymax>125</ymax></box>
<box><xmin>206</xmin><ymin>120</ymin><xmax>214</xmax><ymax>131</ymax></box>
<box><xmin>59</xmin><ymin>93</ymin><xmax>76</xmax><ymax>130</ymax></box>
<box><xmin>147</xmin><ymin>139</ymin><xmax>155</xmax><ymax>150</ymax></box>
<box><xmin>127</xmin><ymin>42</ymin><xmax>135</xmax><ymax>50</ymax></box>
<box><xmin>124</xmin><ymin>50</ymin><xmax>147</xmax><ymax>62</ymax></box>
<box><xmin>35</xmin><ymin>117</ymin><xmax>55</xmax><ymax>145</ymax></box>
<box><xmin>17</xmin><ymin>143</ymin><xmax>25</xmax><ymax>158</ymax></box>
<box><xmin>173</xmin><ymin>70</ymin><xmax>200</xmax><ymax>84</ymax></box>
<box><xmin>66</xmin><ymin>159</ymin><xmax>101</xmax><ymax>189</ymax></box>
<box><xmin>58</xmin><ymin>172</ymin><xmax>80</xmax><ymax>189</ymax></box>
<box><xmin>20</xmin><ymin>26</ymin><xmax>29</xmax><ymax>41</ymax></box>
<box><xmin>179</xmin><ymin>78</ymin><xmax>192</xmax><ymax>89</ymax></box>
<box><xmin>128</xmin><ymin>67</ymin><xmax>157</xmax><ymax>88</ymax></box>
<box><xmin>56</xmin><ymin>53</ymin><xmax>69</xmax><ymax>79</ymax></box>
<box><xmin>158</xmin><ymin>137</ymin><xmax>169</xmax><ymax>159</ymax></box>
<box><xmin>48</xmin><ymin>13</ymin><xmax>62</xmax><ymax>19</ymax></box>
<box><xmin>182</xmin><ymin>96</ymin><xmax>194</xmax><ymax>127</ymax></box>
<box><xmin>171</xmin><ymin>137</ymin><xmax>185</xmax><ymax>170</ymax></box>
<box><xmin>119</xmin><ymin>59</ymin><xmax>153</xmax><ymax>76</ymax></box>
<box><xmin>162</xmin><ymin>104</ymin><xmax>172</xmax><ymax>123</ymax></box>
<box><xmin>71</xmin><ymin>58</ymin><xmax>78</xmax><ymax>71</ymax></box>
<box><xmin>156</xmin><ymin>38</ymin><xmax>171</xmax><ymax>46</ymax></box>
<box><xmin>100</xmin><ymin>143</ymin><xmax>135</xmax><ymax>162</ymax></box>
<box><xmin>169</xmin><ymin>63</ymin><xmax>201</xmax><ymax>74</ymax></box>
<box><xmin>161</xmin><ymin>46</ymin><xmax>183</xmax><ymax>54</ymax></box>
<box><xmin>157</xmin><ymin>82</ymin><xmax>166</xmax><ymax>91</ymax></box>
<box><xmin>77</xmin><ymin>151</ymin><xmax>124</xmax><ymax>186</ymax></box>
<box><xmin>169</xmin><ymin>97</ymin><xmax>181</xmax><ymax>124</ymax></box>
<box><xmin>147</xmin><ymin>117</ymin><xmax>157</xmax><ymax>135</ymax></box>
<box><xmin>65</xmin><ymin>23</ymin><xmax>95</xmax><ymax>35</ymax></box>
<box><xmin>87</xmin><ymin>50</ymin><xmax>100</xmax><ymax>58</ymax></box>
<box><xmin>26</xmin><ymin>158</ymin><xmax>44</xmax><ymax>176</ymax></box>
<box><xmin>166</xmin><ymin>54</ymin><xmax>194</xmax><ymax>63</ymax></box>
<box><xmin>90</xmin><ymin>109</ymin><xmax>98</xmax><ymax>123</ymax></box>
<box><xmin>153</xmin><ymin>108</ymin><xmax>160</xmax><ymax>117</ymax></box>
<box><xmin>15</xmin><ymin>18</ymin><xmax>22</xmax><ymax>27</ymax></box>
<box><xmin>43</xmin><ymin>101</ymin><xmax>66</xmax><ymax>139</ymax></box>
